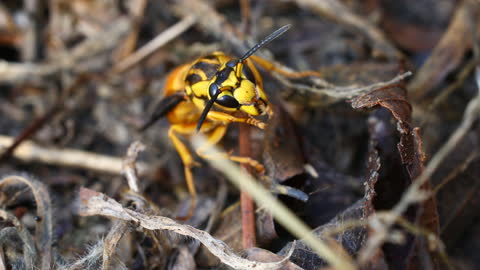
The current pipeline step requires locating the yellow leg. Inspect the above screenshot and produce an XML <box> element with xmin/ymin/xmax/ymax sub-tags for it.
<box><xmin>206</xmin><ymin>111</ymin><xmax>266</xmax><ymax>129</ymax></box>
<box><xmin>168</xmin><ymin>120</ymin><xmax>265</xmax><ymax>219</ymax></box>
<box><xmin>169</xmin><ymin>125</ymin><xmax>198</xmax><ymax>219</ymax></box>
<box><xmin>250</xmin><ymin>55</ymin><xmax>322</xmax><ymax>79</ymax></box>
<box><xmin>196</xmin><ymin>125</ymin><xmax>265</xmax><ymax>174</ymax></box>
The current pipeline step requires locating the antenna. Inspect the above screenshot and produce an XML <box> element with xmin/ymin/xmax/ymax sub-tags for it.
<box><xmin>196</xmin><ymin>90</ymin><xmax>220</xmax><ymax>132</ymax></box>
<box><xmin>239</xmin><ymin>24</ymin><xmax>291</xmax><ymax>62</ymax></box>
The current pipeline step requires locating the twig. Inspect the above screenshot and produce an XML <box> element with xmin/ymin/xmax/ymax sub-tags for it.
<box><xmin>102</xmin><ymin>221</ymin><xmax>131</xmax><ymax>270</ymax></box>
<box><xmin>22</xmin><ymin>0</ymin><xmax>42</xmax><ymax>61</ymax></box>
<box><xmin>0</xmin><ymin>175</ymin><xmax>52</xmax><ymax>270</ymax></box>
<box><xmin>191</xmin><ymin>135</ymin><xmax>357</xmax><ymax>270</ymax></box>
<box><xmin>239</xmin><ymin>124</ymin><xmax>256</xmax><ymax>249</ymax></box>
<box><xmin>376</xmin><ymin>212</ymin><xmax>453</xmax><ymax>269</ymax></box>
<box><xmin>439</xmin><ymin>179</ymin><xmax>479</xmax><ymax>235</ymax></box>
<box><xmin>433</xmin><ymin>151</ymin><xmax>479</xmax><ymax>194</ymax></box>
<box><xmin>420</xmin><ymin>57</ymin><xmax>478</xmax><ymax>127</ymax></box>
<box><xmin>77</xmin><ymin>187</ymin><xmax>296</xmax><ymax>270</ymax></box>
<box><xmin>0</xmin><ymin>103</ymin><xmax>62</xmax><ymax>164</ymax></box>
<box><xmin>427</xmin><ymin>58</ymin><xmax>478</xmax><ymax>113</ymax></box>
<box><xmin>113</xmin><ymin>0</ymin><xmax>148</xmax><ymax>61</ymax></box>
<box><xmin>0</xmin><ymin>135</ymin><xmax>149</xmax><ymax>175</ymax></box>
<box><xmin>114</xmin><ymin>15</ymin><xmax>196</xmax><ymax>73</ymax></box>
<box><xmin>276</xmin><ymin>71</ymin><xmax>412</xmax><ymax>106</ymax></box>
<box><xmin>122</xmin><ymin>141</ymin><xmax>146</xmax><ymax>192</ymax></box>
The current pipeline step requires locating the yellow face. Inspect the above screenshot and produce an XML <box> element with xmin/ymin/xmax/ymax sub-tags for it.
<box><xmin>204</xmin><ymin>58</ymin><xmax>269</xmax><ymax>116</ymax></box>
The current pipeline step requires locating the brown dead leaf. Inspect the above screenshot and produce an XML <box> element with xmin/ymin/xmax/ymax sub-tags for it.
<box><xmin>352</xmin><ymin>78</ymin><xmax>440</xmax><ymax>268</ymax></box>
<box><xmin>263</xmin><ymin>103</ymin><xmax>306</xmax><ymax>182</ymax></box>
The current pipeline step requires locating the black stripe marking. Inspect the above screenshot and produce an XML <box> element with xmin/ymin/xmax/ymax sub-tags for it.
<box><xmin>191</xmin><ymin>61</ymin><xmax>220</xmax><ymax>79</ymax></box>
<box><xmin>242</xmin><ymin>65</ymin><xmax>256</xmax><ymax>85</ymax></box>
<box><xmin>203</xmin><ymin>54</ymin><xmax>220</xmax><ymax>60</ymax></box>
<box><xmin>185</xmin><ymin>73</ymin><xmax>202</xmax><ymax>85</ymax></box>
<box><xmin>215</xmin><ymin>67</ymin><xmax>234</xmax><ymax>85</ymax></box>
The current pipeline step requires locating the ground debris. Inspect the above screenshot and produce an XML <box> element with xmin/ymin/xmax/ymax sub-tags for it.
<box><xmin>0</xmin><ymin>0</ymin><xmax>477</xmax><ymax>269</ymax></box>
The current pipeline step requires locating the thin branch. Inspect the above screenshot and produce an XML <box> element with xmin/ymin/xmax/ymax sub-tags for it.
<box><xmin>102</xmin><ymin>221</ymin><xmax>131</xmax><ymax>270</ymax></box>
<box><xmin>122</xmin><ymin>141</ymin><xmax>146</xmax><ymax>192</ymax></box>
<box><xmin>275</xmin><ymin>71</ymin><xmax>412</xmax><ymax>106</ymax></box>
<box><xmin>114</xmin><ymin>15</ymin><xmax>196</xmax><ymax>73</ymax></box>
<box><xmin>0</xmin><ymin>135</ymin><xmax>149</xmax><ymax>175</ymax></box>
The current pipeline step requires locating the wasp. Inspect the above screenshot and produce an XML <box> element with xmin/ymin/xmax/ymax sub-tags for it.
<box><xmin>142</xmin><ymin>25</ymin><xmax>317</xmax><ymax>217</ymax></box>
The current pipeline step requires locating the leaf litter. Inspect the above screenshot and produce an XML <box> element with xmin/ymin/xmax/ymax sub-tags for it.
<box><xmin>0</xmin><ymin>0</ymin><xmax>479</xmax><ymax>269</ymax></box>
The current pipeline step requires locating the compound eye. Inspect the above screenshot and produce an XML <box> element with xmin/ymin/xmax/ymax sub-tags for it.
<box><xmin>209</xmin><ymin>83</ymin><xmax>220</xmax><ymax>98</ymax></box>
<box><xmin>226</xmin><ymin>60</ymin><xmax>238</xmax><ymax>68</ymax></box>
<box><xmin>216</xmin><ymin>94</ymin><xmax>240</xmax><ymax>108</ymax></box>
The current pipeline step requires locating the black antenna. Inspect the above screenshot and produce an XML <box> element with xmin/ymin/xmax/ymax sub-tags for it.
<box><xmin>239</xmin><ymin>24</ymin><xmax>291</xmax><ymax>62</ymax></box>
<box><xmin>196</xmin><ymin>90</ymin><xmax>221</xmax><ymax>132</ymax></box>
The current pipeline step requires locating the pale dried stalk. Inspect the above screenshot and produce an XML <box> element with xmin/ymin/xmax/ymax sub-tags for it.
<box><xmin>77</xmin><ymin>188</ymin><xmax>295</xmax><ymax>270</ymax></box>
<box><xmin>359</xmin><ymin>68</ymin><xmax>480</xmax><ymax>263</ymax></box>
<box><xmin>275</xmin><ymin>71</ymin><xmax>412</xmax><ymax>105</ymax></box>
<box><xmin>0</xmin><ymin>135</ymin><xmax>149</xmax><ymax>175</ymax></box>
<box><xmin>122</xmin><ymin>141</ymin><xmax>146</xmax><ymax>192</ymax></box>
<box><xmin>191</xmin><ymin>136</ymin><xmax>357</xmax><ymax>270</ymax></box>
<box><xmin>102</xmin><ymin>221</ymin><xmax>130</xmax><ymax>270</ymax></box>
<box><xmin>433</xmin><ymin>150</ymin><xmax>479</xmax><ymax>194</ymax></box>
<box><xmin>113</xmin><ymin>0</ymin><xmax>148</xmax><ymax>61</ymax></box>
<box><xmin>114</xmin><ymin>15</ymin><xmax>196</xmax><ymax>73</ymax></box>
